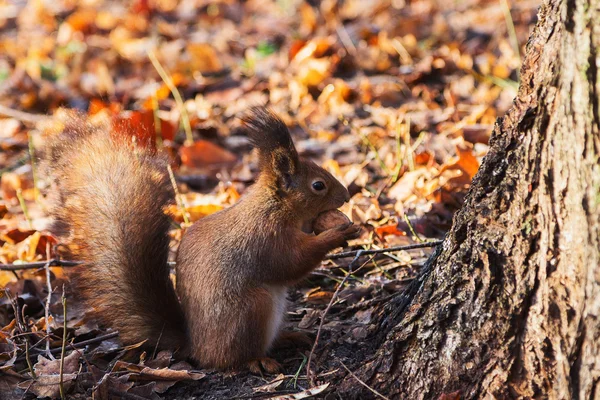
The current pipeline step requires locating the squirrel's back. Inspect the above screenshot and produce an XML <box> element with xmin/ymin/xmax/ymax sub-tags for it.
<box><xmin>45</xmin><ymin>122</ymin><xmax>187</xmax><ymax>351</ymax></box>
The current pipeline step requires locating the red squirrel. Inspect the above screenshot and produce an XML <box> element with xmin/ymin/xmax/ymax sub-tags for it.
<box><xmin>44</xmin><ymin>107</ymin><xmax>360</xmax><ymax>372</ymax></box>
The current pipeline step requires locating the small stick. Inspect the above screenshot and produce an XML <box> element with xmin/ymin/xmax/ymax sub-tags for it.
<box><xmin>325</xmin><ymin>240</ymin><xmax>443</xmax><ymax>260</ymax></box>
<box><xmin>46</xmin><ymin>332</ymin><xmax>118</xmax><ymax>355</ymax></box>
<box><xmin>24</xmin><ymin>336</ymin><xmax>36</xmax><ymax>379</ymax></box>
<box><xmin>16</xmin><ymin>332</ymin><xmax>119</xmax><ymax>362</ymax></box>
<box><xmin>339</xmin><ymin>360</ymin><xmax>390</xmax><ymax>400</ymax></box>
<box><xmin>403</xmin><ymin>214</ymin><xmax>423</xmax><ymax>243</ymax></box>
<box><xmin>334</xmin><ymin>21</ymin><xmax>357</xmax><ymax>57</ymax></box>
<box><xmin>0</xmin><ymin>260</ymin><xmax>81</xmax><ymax>271</ymax></box>
<box><xmin>166</xmin><ymin>164</ymin><xmax>190</xmax><ymax>225</ymax></box>
<box><xmin>0</xmin><ymin>104</ymin><xmax>49</xmax><ymax>123</ymax></box>
<box><xmin>152</xmin><ymin>324</ymin><xmax>165</xmax><ymax>359</ymax></box>
<box><xmin>147</xmin><ymin>50</ymin><xmax>194</xmax><ymax>145</ymax></box>
<box><xmin>1</xmin><ymin>242</ymin><xmax>443</xmax><ymax>272</ymax></box>
<box><xmin>306</xmin><ymin>251</ymin><xmax>371</xmax><ymax>385</ymax></box>
<box><xmin>58</xmin><ymin>287</ymin><xmax>67</xmax><ymax>400</ymax></box>
<box><xmin>43</xmin><ymin>244</ymin><xmax>55</xmax><ymax>360</ymax></box>
<box><xmin>27</xmin><ymin>133</ymin><xmax>40</xmax><ymax>203</ymax></box>
<box><xmin>15</xmin><ymin>189</ymin><xmax>32</xmax><ymax>230</ymax></box>
<box><xmin>6</xmin><ymin>290</ymin><xmax>35</xmax><ymax>377</ymax></box>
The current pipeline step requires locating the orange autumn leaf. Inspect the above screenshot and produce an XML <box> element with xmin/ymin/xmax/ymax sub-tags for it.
<box><xmin>306</xmin><ymin>290</ymin><xmax>333</xmax><ymax>305</ymax></box>
<box><xmin>375</xmin><ymin>223</ymin><xmax>406</xmax><ymax>237</ymax></box>
<box><xmin>65</xmin><ymin>10</ymin><xmax>97</xmax><ymax>32</ymax></box>
<box><xmin>112</xmin><ymin>110</ymin><xmax>157</xmax><ymax>150</ymax></box>
<box><xmin>187</xmin><ymin>43</ymin><xmax>223</xmax><ymax>73</ymax></box>
<box><xmin>289</xmin><ymin>40</ymin><xmax>307</xmax><ymax>62</ymax></box>
<box><xmin>89</xmin><ymin>99</ymin><xmax>121</xmax><ymax>115</ymax></box>
<box><xmin>456</xmin><ymin>147</ymin><xmax>480</xmax><ymax>179</ymax></box>
<box><xmin>179</xmin><ymin>140</ymin><xmax>237</xmax><ymax>168</ymax></box>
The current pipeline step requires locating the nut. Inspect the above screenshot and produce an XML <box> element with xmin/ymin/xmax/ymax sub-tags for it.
<box><xmin>312</xmin><ymin>210</ymin><xmax>351</xmax><ymax>234</ymax></box>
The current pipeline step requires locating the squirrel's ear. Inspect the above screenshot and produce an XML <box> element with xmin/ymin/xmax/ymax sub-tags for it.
<box><xmin>242</xmin><ymin>107</ymin><xmax>299</xmax><ymax>181</ymax></box>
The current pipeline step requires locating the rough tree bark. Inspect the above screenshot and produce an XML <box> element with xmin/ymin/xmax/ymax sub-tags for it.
<box><xmin>340</xmin><ymin>0</ymin><xmax>600</xmax><ymax>398</ymax></box>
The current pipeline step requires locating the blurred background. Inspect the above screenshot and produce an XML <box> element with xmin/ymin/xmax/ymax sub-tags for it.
<box><xmin>0</xmin><ymin>1</ymin><xmax>541</xmax><ymax>397</ymax></box>
<box><xmin>0</xmin><ymin>0</ymin><xmax>538</xmax><ymax>238</ymax></box>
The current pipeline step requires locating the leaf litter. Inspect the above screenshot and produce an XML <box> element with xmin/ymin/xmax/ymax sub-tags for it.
<box><xmin>0</xmin><ymin>0</ymin><xmax>538</xmax><ymax>398</ymax></box>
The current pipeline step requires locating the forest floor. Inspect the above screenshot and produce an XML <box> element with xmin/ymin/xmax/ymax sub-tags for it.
<box><xmin>0</xmin><ymin>0</ymin><xmax>538</xmax><ymax>398</ymax></box>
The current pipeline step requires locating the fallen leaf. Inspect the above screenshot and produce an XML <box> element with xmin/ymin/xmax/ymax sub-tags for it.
<box><xmin>0</xmin><ymin>330</ymin><xmax>17</xmax><ymax>371</ymax></box>
<box><xmin>17</xmin><ymin>352</ymin><xmax>81</xmax><ymax>398</ymax></box>
<box><xmin>179</xmin><ymin>140</ymin><xmax>237</xmax><ymax>169</ymax></box>
<box><xmin>306</xmin><ymin>290</ymin><xmax>333</xmax><ymax>305</ymax></box>
<box><xmin>298</xmin><ymin>309</ymin><xmax>321</xmax><ymax>329</ymax></box>
<box><xmin>267</xmin><ymin>383</ymin><xmax>330</xmax><ymax>399</ymax></box>
<box><xmin>374</xmin><ymin>223</ymin><xmax>405</xmax><ymax>237</ymax></box>
<box><xmin>253</xmin><ymin>373</ymin><xmax>285</xmax><ymax>392</ymax></box>
<box><xmin>187</xmin><ymin>43</ymin><xmax>223</xmax><ymax>73</ymax></box>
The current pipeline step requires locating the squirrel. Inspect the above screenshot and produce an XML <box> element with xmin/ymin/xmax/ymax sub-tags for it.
<box><xmin>44</xmin><ymin>107</ymin><xmax>360</xmax><ymax>373</ymax></box>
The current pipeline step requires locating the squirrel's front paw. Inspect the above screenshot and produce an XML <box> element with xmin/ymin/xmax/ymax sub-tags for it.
<box><xmin>320</xmin><ymin>222</ymin><xmax>361</xmax><ymax>248</ymax></box>
<box><xmin>338</xmin><ymin>223</ymin><xmax>361</xmax><ymax>241</ymax></box>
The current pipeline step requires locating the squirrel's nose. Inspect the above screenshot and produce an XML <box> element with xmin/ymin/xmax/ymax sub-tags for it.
<box><xmin>344</xmin><ymin>189</ymin><xmax>351</xmax><ymax>202</ymax></box>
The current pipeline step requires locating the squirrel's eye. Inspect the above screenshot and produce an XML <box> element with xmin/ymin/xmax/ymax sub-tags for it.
<box><xmin>312</xmin><ymin>181</ymin><xmax>326</xmax><ymax>191</ymax></box>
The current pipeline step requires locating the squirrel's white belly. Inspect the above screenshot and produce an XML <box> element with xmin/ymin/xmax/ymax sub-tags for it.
<box><xmin>266</xmin><ymin>285</ymin><xmax>288</xmax><ymax>349</ymax></box>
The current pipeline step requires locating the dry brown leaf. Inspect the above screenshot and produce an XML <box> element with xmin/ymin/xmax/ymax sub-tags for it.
<box><xmin>17</xmin><ymin>352</ymin><xmax>81</xmax><ymax>398</ymax></box>
<box><xmin>18</xmin><ymin>373</ymin><xmax>78</xmax><ymax>398</ymax></box>
<box><xmin>187</xmin><ymin>43</ymin><xmax>223</xmax><ymax>73</ymax></box>
<box><xmin>266</xmin><ymin>383</ymin><xmax>330</xmax><ymax>399</ymax></box>
<box><xmin>0</xmin><ymin>330</ymin><xmax>17</xmax><ymax>371</ymax></box>
<box><xmin>388</xmin><ymin>170</ymin><xmax>426</xmax><ymax>202</ymax></box>
<box><xmin>253</xmin><ymin>373</ymin><xmax>285</xmax><ymax>392</ymax></box>
<box><xmin>138</xmin><ymin>366</ymin><xmax>205</xmax><ymax>381</ymax></box>
<box><xmin>298</xmin><ymin>309</ymin><xmax>321</xmax><ymax>329</ymax></box>
<box><xmin>296</xmin><ymin>58</ymin><xmax>331</xmax><ymax>87</ymax></box>
<box><xmin>33</xmin><ymin>351</ymin><xmax>80</xmax><ymax>376</ymax></box>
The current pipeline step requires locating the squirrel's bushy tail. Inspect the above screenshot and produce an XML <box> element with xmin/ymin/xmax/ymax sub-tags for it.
<box><xmin>44</xmin><ymin>121</ymin><xmax>187</xmax><ymax>351</ymax></box>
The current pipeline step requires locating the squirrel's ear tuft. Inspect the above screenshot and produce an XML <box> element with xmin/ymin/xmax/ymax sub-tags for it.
<box><xmin>242</xmin><ymin>107</ymin><xmax>299</xmax><ymax>177</ymax></box>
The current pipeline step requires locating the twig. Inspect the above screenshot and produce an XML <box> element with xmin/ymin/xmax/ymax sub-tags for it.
<box><xmin>59</xmin><ymin>287</ymin><xmax>67</xmax><ymax>400</ymax></box>
<box><xmin>147</xmin><ymin>50</ymin><xmax>194</xmax><ymax>144</ymax></box>
<box><xmin>151</xmin><ymin>90</ymin><xmax>163</xmax><ymax>149</ymax></box>
<box><xmin>306</xmin><ymin>251</ymin><xmax>371</xmax><ymax>385</ymax></box>
<box><xmin>152</xmin><ymin>323</ymin><xmax>165</xmax><ymax>359</ymax></box>
<box><xmin>334</xmin><ymin>21</ymin><xmax>357</xmax><ymax>57</ymax></box>
<box><xmin>15</xmin><ymin>189</ymin><xmax>32</xmax><ymax>230</ymax></box>
<box><xmin>166</xmin><ymin>164</ymin><xmax>190</xmax><ymax>225</ymax></box>
<box><xmin>5</xmin><ymin>289</ymin><xmax>35</xmax><ymax>377</ymax></box>
<box><xmin>339</xmin><ymin>360</ymin><xmax>390</xmax><ymax>400</ymax></box>
<box><xmin>326</xmin><ymin>240</ymin><xmax>443</xmax><ymax>260</ymax></box>
<box><xmin>500</xmin><ymin>0</ymin><xmax>521</xmax><ymax>65</ymax></box>
<box><xmin>44</xmin><ymin>244</ymin><xmax>55</xmax><ymax>360</ymax></box>
<box><xmin>16</xmin><ymin>332</ymin><xmax>119</xmax><ymax>362</ymax></box>
<box><xmin>0</xmin><ymin>260</ymin><xmax>81</xmax><ymax>271</ymax></box>
<box><xmin>2</xmin><ymin>242</ymin><xmax>442</xmax><ymax>272</ymax></box>
<box><xmin>403</xmin><ymin>214</ymin><xmax>423</xmax><ymax>243</ymax></box>
<box><xmin>0</xmin><ymin>104</ymin><xmax>49</xmax><ymax>123</ymax></box>
<box><xmin>27</xmin><ymin>133</ymin><xmax>40</xmax><ymax>203</ymax></box>
<box><xmin>24</xmin><ymin>340</ymin><xmax>35</xmax><ymax>379</ymax></box>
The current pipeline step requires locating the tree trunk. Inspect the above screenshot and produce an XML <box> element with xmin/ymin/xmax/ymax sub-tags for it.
<box><xmin>340</xmin><ymin>0</ymin><xmax>600</xmax><ymax>398</ymax></box>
